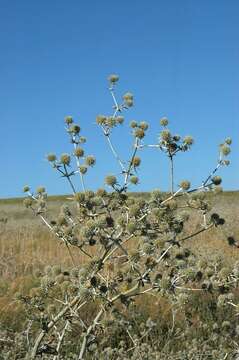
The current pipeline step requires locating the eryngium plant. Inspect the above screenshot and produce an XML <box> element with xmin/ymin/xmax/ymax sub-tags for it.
<box><xmin>21</xmin><ymin>75</ymin><xmax>236</xmax><ymax>359</ymax></box>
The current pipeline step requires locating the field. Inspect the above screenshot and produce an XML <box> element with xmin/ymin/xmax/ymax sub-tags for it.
<box><xmin>1</xmin><ymin>191</ymin><xmax>239</xmax><ymax>359</ymax></box>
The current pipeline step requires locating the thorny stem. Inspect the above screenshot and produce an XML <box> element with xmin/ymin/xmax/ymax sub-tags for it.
<box><xmin>123</xmin><ymin>138</ymin><xmax>139</xmax><ymax>189</ymax></box>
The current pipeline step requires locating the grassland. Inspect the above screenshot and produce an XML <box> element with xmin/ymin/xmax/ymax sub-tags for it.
<box><xmin>0</xmin><ymin>191</ymin><xmax>239</xmax><ymax>358</ymax></box>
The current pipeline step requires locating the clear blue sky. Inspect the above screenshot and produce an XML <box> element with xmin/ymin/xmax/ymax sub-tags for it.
<box><xmin>1</xmin><ymin>0</ymin><xmax>238</xmax><ymax>198</ymax></box>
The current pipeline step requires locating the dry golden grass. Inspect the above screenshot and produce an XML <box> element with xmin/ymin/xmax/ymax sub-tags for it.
<box><xmin>0</xmin><ymin>191</ymin><xmax>238</xmax><ymax>329</ymax></box>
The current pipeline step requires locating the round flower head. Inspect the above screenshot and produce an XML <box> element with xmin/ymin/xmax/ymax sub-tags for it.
<box><xmin>223</xmin><ymin>159</ymin><xmax>230</xmax><ymax>166</ymax></box>
<box><xmin>106</xmin><ymin>117</ymin><xmax>117</xmax><ymax>128</ymax></box>
<box><xmin>212</xmin><ymin>176</ymin><xmax>222</xmax><ymax>185</ymax></box>
<box><xmin>74</xmin><ymin>147</ymin><xmax>84</xmax><ymax>158</ymax></box>
<box><xmin>132</xmin><ymin>156</ymin><xmax>141</xmax><ymax>167</ymax></box>
<box><xmin>139</xmin><ymin>121</ymin><xmax>149</xmax><ymax>131</ymax></box>
<box><xmin>69</xmin><ymin>124</ymin><xmax>81</xmax><ymax>134</ymax></box>
<box><xmin>47</xmin><ymin>153</ymin><xmax>57</xmax><ymax>162</ymax></box>
<box><xmin>183</xmin><ymin>136</ymin><xmax>194</xmax><ymax>146</ymax></box>
<box><xmin>85</xmin><ymin>155</ymin><xmax>96</xmax><ymax>167</ymax></box>
<box><xmin>180</xmin><ymin>180</ymin><xmax>191</xmax><ymax>191</ymax></box>
<box><xmin>173</xmin><ymin>135</ymin><xmax>181</xmax><ymax>142</ymax></box>
<box><xmin>79</xmin><ymin>136</ymin><xmax>87</xmax><ymax>143</ymax></box>
<box><xmin>123</xmin><ymin>92</ymin><xmax>133</xmax><ymax>101</ymax></box>
<box><xmin>105</xmin><ymin>175</ymin><xmax>117</xmax><ymax>186</ymax></box>
<box><xmin>64</xmin><ymin>116</ymin><xmax>73</xmax><ymax>125</ymax></box>
<box><xmin>23</xmin><ymin>185</ymin><xmax>30</xmax><ymax>193</ymax></box>
<box><xmin>116</xmin><ymin>116</ymin><xmax>124</xmax><ymax>124</ymax></box>
<box><xmin>79</xmin><ymin>165</ymin><xmax>87</xmax><ymax>174</ymax></box>
<box><xmin>130</xmin><ymin>120</ymin><xmax>138</xmax><ymax>128</ymax></box>
<box><xmin>160</xmin><ymin>129</ymin><xmax>171</xmax><ymax>142</ymax></box>
<box><xmin>96</xmin><ymin>115</ymin><xmax>107</xmax><ymax>125</ymax></box>
<box><xmin>160</xmin><ymin>117</ymin><xmax>169</xmax><ymax>127</ymax></box>
<box><xmin>130</xmin><ymin>176</ymin><xmax>139</xmax><ymax>185</ymax></box>
<box><xmin>36</xmin><ymin>186</ymin><xmax>46</xmax><ymax>194</ymax></box>
<box><xmin>60</xmin><ymin>153</ymin><xmax>71</xmax><ymax>166</ymax></box>
<box><xmin>225</xmin><ymin>137</ymin><xmax>232</xmax><ymax>145</ymax></box>
<box><xmin>108</xmin><ymin>74</ymin><xmax>119</xmax><ymax>83</ymax></box>
<box><xmin>134</xmin><ymin>128</ymin><xmax>145</xmax><ymax>139</ymax></box>
<box><xmin>220</xmin><ymin>144</ymin><xmax>231</xmax><ymax>156</ymax></box>
<box><xmin>125</xmin><ymin>99</ymin><xmax>133</xmax><ymax>107</ymax></box>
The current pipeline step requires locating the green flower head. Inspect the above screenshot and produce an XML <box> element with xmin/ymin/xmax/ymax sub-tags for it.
<box><xmin>108</xmin><ymin>74</ymin><xmax>119</xmax><ymax>83</ymax></box>
<box><xmin>160</xmin><ymin>117</ymin><xmax>169</xmax><ymax>127</ymax></box>
<box><xmin>64</xmin><ymin>116</ymin><xmax>73</xmax><ymax>125</ymax></box>
<box><xmin>183</xmin><ymin>136</ymin><xmax>194</xmax><ymax>146</ymax></box>
<box><xmin>212</xmin><ymin>176</ymin><xmax>222</xmax><ymax>185</ymax></box>
<box><xmin>79</xmin><ymin>165</ymin><xmax>87</xmax><ymax>174</ymax></box>
<box><xmin>225</xmin><ymin>137</ymin><xmax>232</xmax><ymax>145</ymax></box>
<box><xmin>130</xmin><ymin>176</ymin><xmax>139</xmax><ymax>185</ymax></box>
<box><xmin>69</xmin><ymin>124</ymin><xmax>81</xmax><ymax>134</ymax></box>
<box><xmin>220</xmin><ymin>144</ymin><xmax>231</xmax><ymax>156</ymax></box>
<box><xmin>36</xmin><ymin>186</ymin><xmax>46</xmax><ymax>194</ymax></box>
<box><xmin>23</xmin><ymin>185</ymin><xmax>30</xmax><ymax>193</ymax></box>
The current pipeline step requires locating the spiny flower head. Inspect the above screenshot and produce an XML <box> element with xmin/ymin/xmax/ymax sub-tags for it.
<box><xmin>130</xmin><ymin>120</ymin><xmax>138</xmax><ymax>128</ymax></box>
<box><xmin>116</xmin><ymin>116</ymin><xmax>124</xmax><ymax>124</ymax></box>
<box><xmin>69</xmin><ymin>124</ymin><xmax>81</xmax><ymax>134</ymax></box>
<box><xmin>47</xmin><ymin>153</ymin><xmax>57</xmax><ymax>162</ymax></box>
<box><xmin>60</xmin><ymin>153</ymin><xmax>71</xmax><ymax>166</ymax></box>
<box><xmin>108</xmin><ymin>74</ymin><xmax>119</xmax><ymax>83</ymax></box>
<box><xmin>130</xmin><ymin>176</ymin><xmax>139</xmax><ymax>185</ymax></box>
<box><xmin>160</xmin><ymin>129</ymin><xmax>171</xmax><ymax>142</ymax></box>
<box><xmin>160</xmin><ymin>117</ymin><xmax>169</xmax><ymax>127</ymax></box>
<box><xmin>79</xmin><ymin>165</ymin><xmax>87</xmax><ymax>174</ymax></box>
<box><xmin>183</xmin><ymin>136</ymin><xmax>194</xmax><ymax>146</ymax></box>
<box><xmin>180</xmin><ymin>180</ymin><xmax>191</xmax><ymax>191</ymax></box>
<box><xmin>85</xmin><ymin>155</ymin><xmax>96</xmax><ymax>167</ymax></box>
<box><xmin>134</xmin><ymin>128</ymin><xmax>145</xmax><ymax>139</ymax></box>
<box><xmin>79</xmin><ymin>136</ymin><xmax>87</xmax><ymax>143</ymax></box>
<box><xmin>212</xmin><ymin>176</ymin><xmax>222</xmax><ymax>185</ymax></box>
<box><xmin>139</xmin><ymin>121</ymin><xmax>149</xmax><ymax>131</ymax></box>
<box><xmin>23</xmin><ymin>185</ymin><xmax>30</xmax><ymax>193</ymax></box>
<box><xmin>220</xmin><ymin>144</ymin><xmax>231</xmax><ymax>156</ymax></box>
<box><xmin>96</xmin><ymin>115</ymin><xmax>107</xmax><ymax>125</ymax></box>
<box><xmin>106</xmin><ymin>117</ymin><xmax>117</xmax><ymax>128</ymax></box>
<box><xmin>105</xmin><ymin>175</ymin><xmax>117</xmax><ymax>186</ymax></box>
<box><xmin>173</xmin><ymin>135</ymin><xmax>181</xmax><ymax>142</ymax></box>
<box><xmin>132</xmin><ymin>156</ymin><xmax>141</xmax><ymax>167</ymax></box>
<box><xmin>64</xmin><ymin>116</ymin><xmax>73</xmax><ymax>125</ymax></box>
<box><xmin>36</xmin><ymin>186</ymin><xmax>46</xmax><ymax>194</ymax></box>
<box><xmin>123</xmin><ymin>92</ymin><xmax>134</xmax><ymax>107</ymax></box>
<box><xmin>74</xmin><ymin>147</ymin><xmax>84</xmax><ymax>158</ymax></box>
<box><xmin>225</xmin><ymin>137</ymin><xmax>232</xmax><ymax>145</ymax></box>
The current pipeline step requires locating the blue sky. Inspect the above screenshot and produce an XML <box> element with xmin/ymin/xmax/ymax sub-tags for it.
<box><xmin>0</xmin><ymin>0</ymin><xmax>238</xmax><ymax>198</ymax></box>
